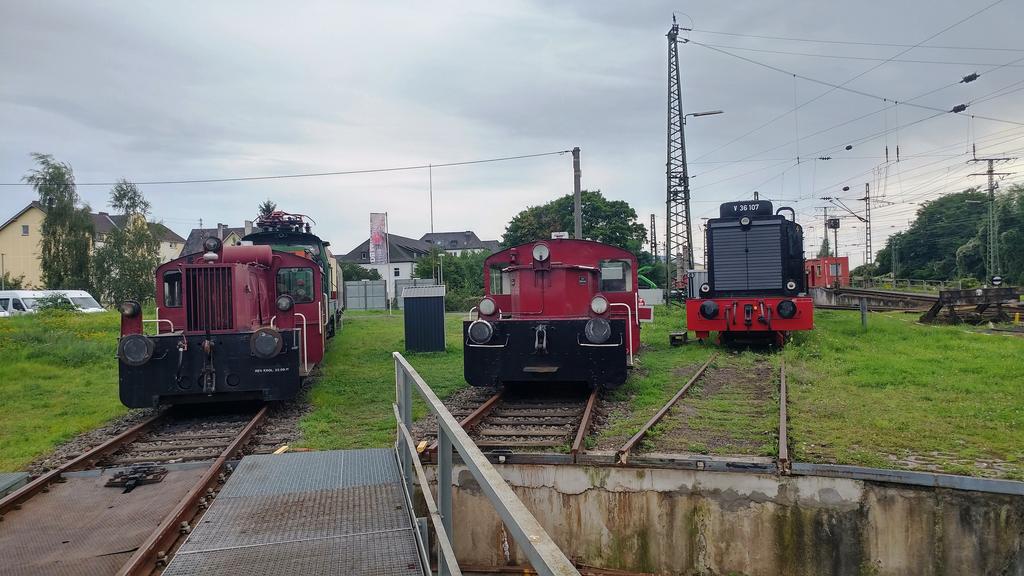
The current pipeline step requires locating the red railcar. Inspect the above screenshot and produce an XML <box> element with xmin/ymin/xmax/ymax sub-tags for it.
<box><xmin>686</xmin><ymin>200</ymin><xmax>814</xmax><ymax>345</ymax></box>
<box><xmin>117</xmin><ymin>221</ymin><xmax>336</xmax><ymax>407</ymax></box>
<box><xmin>464</xmin><ymin>239</ymin><xmax>652</xmax><ymax>389</ymax></box>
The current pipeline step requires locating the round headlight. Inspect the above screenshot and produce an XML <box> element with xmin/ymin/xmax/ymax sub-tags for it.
<box><xmin>251</xmin><ymin>328</ymin><xmax>283</xmax><ymax>359</ymax></box>
<box><xmin>584</xmin><ymin>317</ymin><xmax>611</xmax><ymax>344</ymax></box>
<box><xmin>478</xmin><ymin>297</ymin><xmax>497</xmax><ymax>316</ymax></box>
<box><xmin>119</xmin><ymin>300</ymin><xmax>142</xmax><ymax>318</ymax></box>
<box><xmin>777</xmin><ymin>300</ymin><xmax>797</xmax><ymax>319</ymax></box>
<box><xmin>276</xmin><ymin>294</ymin><xmax>294</xmax><ymax>311</ymax></box>
<box><xmin>786</xmin><ymin>280</ymin><xmax>797</xmax><ymax>291</ymax></box>
<box><xmin>590</xmin><ymin>295</ymin><xmax>609</xmax><ymax>315</ymax></box>
<box><xmin>202</xmin><ymin>236</ymin><xmax>223</xmax><ymax>253</ymax></box>
<box><xmin>118</xmin><ymin>334</ymin><xmax>154</xmax><ymax>367</ymax></box>
<box><xmin>532</xmin><ymin>243</ymin><xmax>550</xmax><ymax>262</ymax></box>
<box><xmin>699</xmin><ymin>300</ymin><xmax>719</xmax><ymax>320</ymax></box>
<box><xmin>700</xmin><ymin>283</ymin><xmax>711</xmax><ymax>294</ymax></box>
<box><xmin>468</xmin><ymin>320</ymin><xmax>493</xmax><ymax>344</ymax></box>
<box><xmin>740</xmin><ymin>216</ymin><xmax>751</xmax><ymax>226</ymax></box>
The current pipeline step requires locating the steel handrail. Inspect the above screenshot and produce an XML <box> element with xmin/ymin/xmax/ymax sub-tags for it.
<box><xmin>608</xmin><ymin>302</ymin><xmax>633</xmax><ymax>365</ymax></box>
<box><xmin>393</xmin><ymin>352</ymin><xmax>579</xmax><ymax>576</ymax></box>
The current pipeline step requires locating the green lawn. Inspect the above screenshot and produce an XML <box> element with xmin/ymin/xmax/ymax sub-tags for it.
<box><xmin>0</xmin><ymin>311</ymin><xmax>127</xmax><ymax>471</ymax></box>
<box><xmin>2</xmin><ymin>305</ymin><xmax>1021</xmax><ymax>480</ymax></box>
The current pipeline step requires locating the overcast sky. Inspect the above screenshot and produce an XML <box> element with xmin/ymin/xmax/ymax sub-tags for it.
<box><xmin>2</xmin><ymin>1</ymin><xmax>1022</xmax><ymax>266</ymax></box>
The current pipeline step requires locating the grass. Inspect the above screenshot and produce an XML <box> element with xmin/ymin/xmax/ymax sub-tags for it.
<box><xmin>782</xmin><ymin>310</ymin><xmax>1024</xmax><ymax>478</ymax></box>
<box><xmin>0</xmin><ymin>311</ymin><xmax>126</xmax><ymax>471</ymax></box>
<box><xmin>299</xmin><ymin>310</ymin><xmax>469</xmax><ymax>450</ymax></box>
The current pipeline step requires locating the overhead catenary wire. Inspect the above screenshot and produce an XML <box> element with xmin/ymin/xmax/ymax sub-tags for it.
<box><xmin>698</xmin><ymin>43</ymin><xmax>1024</xmax><ymax>67</ymax></box>
<box><xmin>0</xmin><ymin>149</ymin><xmax>572</xmax><ymax>186</ymax></box>
<box><xmin>688</xmin><ymin>28</ymin><xmax>1024</xmax><ymax>53</ymax></box>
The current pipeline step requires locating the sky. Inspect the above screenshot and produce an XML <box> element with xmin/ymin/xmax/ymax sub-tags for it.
<box><xmin>2</xmin><ymin>0</ymin><xmax>1023</xmax><ymax>267</ymax></box>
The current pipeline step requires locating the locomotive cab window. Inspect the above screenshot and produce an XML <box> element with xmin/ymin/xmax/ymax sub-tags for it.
<box><xmin>277</xmin><ymin>267</ymin><xmax>315</xmax><ymax>303</ymax></box>
<box><xmin>489</xmin><ymin>263</ymin><xmax>512</xmax><ymax>294</ymax></box>
<box><xmin>599</xmin><ymin>260</ymin><xmax>632</xmax><ymax>292</ymax></box>
<box><xmin>163</xmin><ymin>270</ymin><xmax>182</xmax><ymax>307</ymax></box>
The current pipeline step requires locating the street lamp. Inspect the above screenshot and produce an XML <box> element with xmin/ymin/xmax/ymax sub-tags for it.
<box><xmin>666</xmin><ymin>109</ymin><xmax>724</xmax><ymax>304</ymax></box>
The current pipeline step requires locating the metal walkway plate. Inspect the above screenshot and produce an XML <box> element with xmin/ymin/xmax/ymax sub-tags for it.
<box><xmin>165</xmin><ymin>448</ymin><xmax>424</xmax><ymax>576</ymax></box>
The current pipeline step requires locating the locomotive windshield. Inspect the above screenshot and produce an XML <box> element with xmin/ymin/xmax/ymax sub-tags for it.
<box><xmin>277</xmin><ymin>267</ymin><xmax>315</xmax><ymax>303</ymax></box>
<box><xmin>599</xmin><ymin>260</ymin><xmax>632</xmax><ymax>292</ymax></box>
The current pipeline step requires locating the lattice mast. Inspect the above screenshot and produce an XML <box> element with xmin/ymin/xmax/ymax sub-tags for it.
<box><xmin>665</xmin><ymin>16</ymin><xmax>693</xmax><ymax>302</ymax></box>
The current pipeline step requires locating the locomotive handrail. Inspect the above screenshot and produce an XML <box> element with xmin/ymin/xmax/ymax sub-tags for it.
<box><xmin>465</xmin><ymin>335</ymin><xmax>510</xmax><ymax>348</ymax></box>
<box><xmin>143</xmin><ymin>318</ymin><xmax>175</xmax><ymax>334</ymax></box>
<box><xmin>393</xmin><ymin>352</ymin><xmax>580</xmax><ymax>576</ymax></box>
<box><xmin>294</xmin><ymin>312</ymin><xmax>308</xmax><ymax>373</ymax></box>
<box><xmin>608</xmin><ymin>302</ymin><xmax>634</xmax><ymax>365</ymax></box>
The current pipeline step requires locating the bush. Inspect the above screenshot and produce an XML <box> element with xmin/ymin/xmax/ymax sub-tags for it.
<box><xmin>34</xmin><ymin>293</ymin><xmax>78</xmax><ymax>312</ymax></box>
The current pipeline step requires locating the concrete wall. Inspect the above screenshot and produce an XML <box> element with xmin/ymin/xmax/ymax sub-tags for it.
<box><xmin>809</xmin><ymin>287</ymin><xmax>935</xmax><ymax>310</ymax></box>
<box><xmin>433</xmin><ymin>464</ymin><xmax>1023</xmax><ymax>576</ymax></box>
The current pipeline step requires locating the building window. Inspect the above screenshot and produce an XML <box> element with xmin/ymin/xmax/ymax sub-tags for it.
<box><xmin>829</xmin><ymin>263</ymin><xmax>841</xmax><ymax>277</ymax></box>
<box><xmin>361</xmin><ymin>251</ymin><xmax>368</xmax><ymax>260</ymax></box>
<box><xmin>170</xmin><ymin>242</ymin><xmax>177</xmax><ymax>248</ymax></box>
<box><xmin>277</xmin><ymin>267</ymin><xmax>315</xmax><ymax>303</ymax></box>
<box><xmin>393</xmin><ymin>267</ymin><xmax>400</xmax><ymax>277</ymax></box>
<box><xmin>21</xmin><ymin>225</ymin><xmax>29</xmax><ymax>236</ymax></box>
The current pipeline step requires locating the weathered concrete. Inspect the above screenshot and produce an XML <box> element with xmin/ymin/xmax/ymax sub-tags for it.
<box><xmin>810</xmin><ymin>287</ymin><xmax>933</xmax><ymax>310</ymax></box>
<box><xmin>429</xmin><ymin>464</ymin><xmax>1024</xmax><ymax>576</ymax></box>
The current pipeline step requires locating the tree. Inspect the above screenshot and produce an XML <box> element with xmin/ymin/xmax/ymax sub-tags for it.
<box><xmin>258</xmin><ymin>199</ymin><xmax>277</xmax><ymax>219</ymax></box>
<box><xmin>338</xmin><ymin>261</ymin><xmax>381</xmax><ymax>281</ymax></box>
<box><xmin>1</xmin><ymin>272</ymin><xmax>27</xmax><ymax>290</ymax></box>
<box><xmin>817</xmin><ymin>236</ymin><xmax>831</xmax><ymax>258</ymax></box>
<box><xmin>23</xmin><ymin>153</ymin><xmax>94</xmax><ymax>290</ymax></box>
<box><xmin>92</xmin><ymin>180</ymin><xmax>160</xmax><ymax>304</ymax></box>
<box><xmin>501</xmin><ymin>190</ymin><xmax>648</xmax><ymax>254</ymax></box>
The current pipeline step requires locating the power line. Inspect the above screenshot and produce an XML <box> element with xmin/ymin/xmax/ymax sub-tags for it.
<box><xmin>689</xmin><ymin>28</ymin><xmax>1024</xmax><ymax>53</ymax></box>
<box><xmin>0</xmin><ymin>150</ymin><xmax>572</xmax><ymax>186</ymax></box>
<box><xmin>699</xmin><ymin>43</ymin><xmax>1024</xmax><ymax>67</ymax></box>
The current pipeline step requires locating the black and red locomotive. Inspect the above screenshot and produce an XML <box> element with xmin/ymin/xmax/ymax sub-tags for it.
<box><xmin>464</xmin><ymin>238</ymin><xmax>652</xmax><ymax>389</ymax></box>
<box><xmin>117</xmin><ymin>212</ymin><xmax>341</xmax><ymax>407</ymax></box>
<box><xmin>686</xmin><ymin>200</ymin><xmax>813</xmax><ymax>345</ymax></box>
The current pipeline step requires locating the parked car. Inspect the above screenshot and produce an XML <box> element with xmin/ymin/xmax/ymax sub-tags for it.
<box><xmin>0</xmin><ymin>290</ymin><xmax>105</xmax><ymax>314</ymax></box>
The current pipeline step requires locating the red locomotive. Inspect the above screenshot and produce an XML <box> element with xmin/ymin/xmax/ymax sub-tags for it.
<box><xmin>464</xmin><ymin>238</ymin><xmax>652</xmax><ymax>389</ymax></box>
<box><xmin>117</xmin><ymin>212</ymin><xmax>341</xmax><ymax>407</ymax></box>
<box><xmin>686</xmin><ymin>200</ymin><xmax>813</xmax><ymax>345</ymax></box>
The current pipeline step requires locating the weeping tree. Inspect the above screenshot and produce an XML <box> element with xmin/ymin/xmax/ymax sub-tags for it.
<box><xmin>93</xmin><ymin>180</ymin><xmax>160</xmax><ymax>304</ymax></box>
<box><xmin>817</xmin><ymin>236</ymin><xmax>831</xmax><ymax>258</ymax></box>
<box><xmin>23</xmin><ymin>153</ymin><xmax>94</xmax><ymax>290</ymax></box>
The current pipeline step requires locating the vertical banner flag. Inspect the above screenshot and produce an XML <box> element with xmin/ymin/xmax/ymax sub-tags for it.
<box><xmin>369</xmin><ymin>213</ymin><xmax>388</xmax><ymax>264</ymax></box>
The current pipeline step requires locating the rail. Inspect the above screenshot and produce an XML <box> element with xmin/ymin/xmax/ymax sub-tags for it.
<box><xmin>393</xmin><ymin>352</ymin><xmax>579</xmax><ymax>576</ymax></box>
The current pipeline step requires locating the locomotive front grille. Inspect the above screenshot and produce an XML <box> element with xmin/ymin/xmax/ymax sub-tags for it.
<box><xmin>710</xmin><ymin>221</ymin><xmax>783</xmax><ymax>291</ymax></box>
<box><xmin>185</xmin><ymin>266</ymin><xmax>234</xmax><ymax>331</ymax></box>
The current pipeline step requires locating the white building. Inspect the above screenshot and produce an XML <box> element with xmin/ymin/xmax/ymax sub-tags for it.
<box><xmin>338</xmin><ymin>234</ymin><xmax>433</xmax><ymax>297</ymax></box>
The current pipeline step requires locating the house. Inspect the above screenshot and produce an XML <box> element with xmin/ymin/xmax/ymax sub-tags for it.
<box><xmin>0</xmin><ymin>201</ymin><xmax>186</xmax><ymax>288</ymax></box>
<box><xmin>805</xmin><ymin>256</ymin><xmax>849</xmax><ymax>288</ymax></box>
<box><xmin>420</xmin><ymin>231</ymin><xmax>500</xmax><ymax>256</ymax></box>
<box><xmin>338</xmin><ymin>233</ymin><xmax>433</xmax><ymax>296</ymax></box>
<box><xmin>178</xmin><ymin>222</ymin><xmax>251</xmax><ymax>257</ymax></box>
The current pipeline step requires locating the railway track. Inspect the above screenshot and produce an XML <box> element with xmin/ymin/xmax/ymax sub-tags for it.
<box><xmin>0</xmin><ymin>404</ymin><xmax>268</xmax><ymax>576</ymax></box>
<box><xmin>434</xmin><ymin>385</ymin><xmax>599</xmax><ymax>457</ymax></box>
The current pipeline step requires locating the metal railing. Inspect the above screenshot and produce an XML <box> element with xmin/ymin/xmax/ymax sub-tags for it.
<box><xmin>393</xmin><ymin>352</ymin><xmax>579</xmax><ymax>576</ymax></box>
<box><xmin>849</xmin><ymin>276</ymin><xmax>962</xmax><ymax>292</ymax></box>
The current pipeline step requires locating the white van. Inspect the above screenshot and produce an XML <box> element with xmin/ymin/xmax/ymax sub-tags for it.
<box><xmin>0</xmin><ymin>290</ymin><xmax>105</xmax><ymax>315</ymax></box>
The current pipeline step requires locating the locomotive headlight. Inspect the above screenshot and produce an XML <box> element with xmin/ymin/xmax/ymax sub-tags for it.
<box><xmin>202</xmin><ymin>236</ymin><xmax>223</xmax><ymax>253</ymax></box>
<box><xmin>777</xmin><ymin>300</ymin><xmax>798</xmax><ymax>319</ymax></box>
<box><xmin>699</xmin><ymin>300</ymin><xmax>719</xmax><ymax>319</ymax></box>
<box><xmin>584</xmin><ymin>317</ymin><xmax>612</xmax><ymax>344</ymax></box>
<box><xmin>468</xmin><ymin>320</ymin><xmax>494</xmax><ymax>344</ymax></box>
<box><xmin>532</xmin><ymin>243</ymin><xmax>550</xmax><ymax>262</ymax></box>
<box><xmin>740</xmin><ymin>216</ymin><xmax>751</xmax><ymax>226</ymax></box>
<box><xmin>590</xmin><ymin>295</ymin><xmax>609</xmax><ymax>315</ymax></box>
<box><xmin>251</xmin><ymin>328</ymin><xmax>284</xmax><ymax>359</ymax></box>
<box><xmin>786</xmin><ymin>280</ymin><xmax>797</xmax><ymax>291</ymax></box>
<box><xmin>118</xmin><ymin>334</ymin><xmax>155</xmax><ymax>366</ymax></box>
<box><xmin>478</xmin><ymin>297</ymin><xmax>497</xmax><ymax>316</ymax></box>
<box><xmin>276</xmin><ymin>294</ymin><xmax>294</xmax><ymax>312</ymax></box>
<box><xmin>118</xmin><ymin>300</ymin><xmax>142</xmax><ymax>318</ymax></box>
<box><xmin>699</xmin><ymin>283</ymin><xmax>711</xmax><ymax>294</ymax></box>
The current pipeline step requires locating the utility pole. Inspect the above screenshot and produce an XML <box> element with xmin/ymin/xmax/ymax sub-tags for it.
<box><xmin>572</xmin><ymin>147</ymin><xmax>582</xmax><ymax>239</ymax></box>
<box><xmin>649</xmin><ymin>214</ymin><xmax>657</xmax><ymax>257</ymax></box>
<box><xmin>968</xmin><ymin>155</ymin><xmax>1013</xmax><ymax>281</ymax></box>
<box><xmin>860</xmin><ymin>183</ymin><xmax>872</xmax><ymax>265</ymax></box>
<box><xmin>665</xmin><ymin>16</ymin><xmax>690</xmax><ymax>304</ymax></box>
<box><xmin>822</xmin><ymin>206</ymin><xmax>829</xmax><ymax>257</ymax></box>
